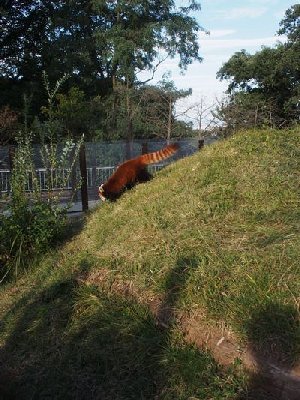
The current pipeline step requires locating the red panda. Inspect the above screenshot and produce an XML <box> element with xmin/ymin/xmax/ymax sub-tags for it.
<box><xmin>99</xmin><ymin>143</ymin><xmax>179</xmax><ymax>201</ymax></box>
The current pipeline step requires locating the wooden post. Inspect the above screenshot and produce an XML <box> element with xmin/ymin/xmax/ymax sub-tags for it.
<box><xmin>125</xmin><ymin>140</ymin><xmax>132</xmax><ymax>160</ymax></box>
<box><xmin>8</xmin><ymin>146</ymin><xmax>15</xmax><ymax>170</ymax></box>
<box><xmin>167</xmin><ymin>95</ymin><xmax>172</xmax><ymax>144</ymax></box>
<box><xmin>71</xmin><ymin>164</ymin><xmax>78</xmax><ymax>202</ymax></box>
<box><xmin>141</xmin><ymin>142</ymin><xmax>148</xmax><ymax>155</ymax></box>
<box><xmin>198</xmin><ymin>139</ymin><xmax>204</xmax><ymax>150</ymax></box>
<box><xmin>8</xmin><ymin>146</ymin><xmax>15</xmax><ymax>194</ymax></box>
<box><xmin>79</xmin><ymin>144</ymin><xmax>88</xmax><ymax>212</ymax></box>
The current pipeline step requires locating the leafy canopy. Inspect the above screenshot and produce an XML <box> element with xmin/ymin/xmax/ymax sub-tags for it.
<box><xmin>0</xmin><ymin>1</ymin><xmax>203</xmax><ymax>103</ymax></box>
<box><xmin>217</xmin><ymin>4</ymin><xmax>300</xmax><ymax>128</ymax></box>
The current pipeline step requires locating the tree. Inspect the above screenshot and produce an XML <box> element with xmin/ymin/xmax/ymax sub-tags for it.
<box><xmin>0</xmin><ymin>106</ymin><xmax>19</xmax><ymax>145</ymax></box>
<box><xmin>1</xmin><ymin>1</ymin><xmax>204</xmax><ymax>117</ymax></box>
<box><xmin>216</xmin><ymin>4</ymin><xmax>300</xmax><ymax>130</ymax></box>
<box><xmin>278</xmin><ymin>4</ymin><xmax>300</xmax><ymax>43</ymax></box>
<box><xmin>213</xmin><ymin>94</ymin><xmax>280</xmax><ymax>136</ymax></box>
<box><xmin>99</xmin><ymin>76</ymin><xmax>193</xmax><ymax>144</ymax></box>
<box><xmin>137</xmin><ymin>74</ymin><xmax>192</xmax><ymax>141</ymax></box>
<box><xmin>187</xmin><ymin>96</ymin><xmax>219</xmax><ymax>137</ymax></box>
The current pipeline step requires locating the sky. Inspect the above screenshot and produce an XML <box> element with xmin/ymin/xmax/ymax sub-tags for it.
<box><xmin>140</xmin><ymin>0</ymin><xmax>296</xmax><ymax>127</ymax></box>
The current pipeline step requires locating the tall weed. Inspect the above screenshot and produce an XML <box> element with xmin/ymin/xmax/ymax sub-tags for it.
<box><xmin>0</xmin><ymin>74</ymin><xmax>82</xmax><ymax>282</ymax></box>
<box><xmin>0</xmin><ymin>132</ymin><xmax>67</xmax><ymax>281</ymax></box>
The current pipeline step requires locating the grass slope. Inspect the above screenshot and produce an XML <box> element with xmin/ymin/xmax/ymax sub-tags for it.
<box><xmin>0</xmin><ymin>128</ymin><xmax>299</xmax><ymax>399</ymax></box>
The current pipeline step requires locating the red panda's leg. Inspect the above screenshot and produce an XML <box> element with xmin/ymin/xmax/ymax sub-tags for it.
<box><xmin>137</xmin><ymin>168</ymin><xmax>153</xmax><ymax>183</ymax></box>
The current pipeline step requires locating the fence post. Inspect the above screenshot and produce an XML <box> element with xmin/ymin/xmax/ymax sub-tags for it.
<box><xmin>8</xmin><ymin>146</ymin><xmax>15</xmax><ymax>194</ymax></box>
<box><xmin>198</xmin><ymin>139</ymin><xmax>204</xmax><ymax>150</ymax></box>
<box><xmin>8</xmin><ymin>146</ymin><xmax>15</xmax><ymax>170</ymax></box>
<box><xmin>141</xmin><ymin>142</ymin><xmax>148</xmax><ymax>155</ymax></box>
<box><xmin>125</xmin><ymin>140</ymin><xmax>132</xmax><ymax>160</ymax></box>
<box><xmin>71</xmin><ymin>162</ymin><xmax>78</xmax><ymax>202</ymax></box>
<box><xmin>79</xmin><ymin>144</ymin><xmax>88</xmax><ymax>212</ymax></box>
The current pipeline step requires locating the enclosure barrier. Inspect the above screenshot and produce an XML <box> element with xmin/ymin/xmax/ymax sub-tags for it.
<box><xmin>0</xmin><ymin>137</ymin><xmax>210</xmax><ymax>211</ymax></box>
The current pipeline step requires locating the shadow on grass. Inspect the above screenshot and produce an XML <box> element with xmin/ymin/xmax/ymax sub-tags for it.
<box><xmin>236</xmin><ymin>302</ymin><xmax>300</xmax><ymax>400</ymax></box>
<box><xmin>156</xmin><ymin>255</ymin><xmax>199</xmax><ymax>328</ymax></box>
<box><xmin>57</xmin><ymin>213</ymin><xmax>87</xmax><ymax>247</ymax></box>
<box><xmin>0</xmin><ymin>254</ymin><xmax>243</xmax><ymax>399</ymax></box>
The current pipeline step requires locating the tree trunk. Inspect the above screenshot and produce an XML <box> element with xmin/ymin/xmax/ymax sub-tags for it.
<box><xmin>79</xmin><ymin>144</ymin><xmax>88</xmax><ymax>212</ymax></box>
<box><xmin>167</xmin><ymin>96</ymin><xmax>172</xmax><ymax>144</ymax></box>
<box><xmin>125</xmin><ymin>81</ymin><xmax>133</xmax><ymax>159</ymax></box>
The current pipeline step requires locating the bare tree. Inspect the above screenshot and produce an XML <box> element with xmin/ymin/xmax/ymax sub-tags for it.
<box><xmin>213</xmin><ymin>94</ymin><xmax>284</xmax><ymax>136</ymax></box>
<box><xmin>182</xmin><ymin>96</ymin><xmax>219</xmax><ymax>138</ymax></box>
<box><xmin>142</xmin><ymin>74</ymin><xmax>192</xmax><ymax>142</ymax></box>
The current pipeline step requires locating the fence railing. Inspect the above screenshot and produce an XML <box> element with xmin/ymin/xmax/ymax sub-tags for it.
<box><xmin>0</xmin><ymin>137</ymin><xmax>210</xmax><ymax>209</ymax></box>
<box><xmin>0</xmin><ymin>169</ymin><xmax>10</xmax><ymax>193</ymax></box>
<box><xmin>0</xmin><ymin>164</ymin><xmax>165</xmax><ymax>194</ymax></box>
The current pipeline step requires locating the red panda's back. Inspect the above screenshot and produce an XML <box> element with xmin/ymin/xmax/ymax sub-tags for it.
<box><xmin>99</xmin><ymin>143</ymin><xmax>179</xmax><ymax>201</ymax></box>
<box><xmin>102</xmin><ymin>158</ymin><xmax>143</xmax><ymax>193</ymax></box>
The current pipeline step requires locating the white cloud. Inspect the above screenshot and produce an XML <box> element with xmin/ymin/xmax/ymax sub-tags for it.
<box><xmin>200</xmin><ymin>29</ymin><xmax>236</xmax><ymax>38</ymax></box>
<box><xmin>216</xmin><ymin>7</ymin><xmax>268</xmax><ymax>20</ymax></box>
<box><xmin>273</xmin><ymin>8</ymin><xmax>287</xmax><ymax>19</ymax></box>
<box><xmin>248</xmin><ymin>0</ymin><xmax>279</xmax><ymax>5</ymax></box>
<box><xmin>200</xmin><ymin>36</ymin><xmax>281</xmax><ymax>51</ymax></box>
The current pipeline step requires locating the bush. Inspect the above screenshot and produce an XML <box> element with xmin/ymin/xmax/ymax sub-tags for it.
<box><xmin>0</xmin><ymin>201</ymin><xmax>66</xmax><ymax>281</ymax></box>
<box><xmin>0</xmin><ymin>75</ymin><xmax>83</xmax><ymax>282</ymax></box>
<box><xmin>0</xmin><ymin>132</ymin><xmax>67</xmax><ymax>282</ymax></box>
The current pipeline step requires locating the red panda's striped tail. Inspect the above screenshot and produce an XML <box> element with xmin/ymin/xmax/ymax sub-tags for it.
<box><xmin>140</xmin><ymin>143</ymin><xmax>179</xmax><ymax>165</ymax></box>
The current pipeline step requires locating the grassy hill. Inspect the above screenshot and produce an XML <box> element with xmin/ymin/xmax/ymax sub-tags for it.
<box><xmin>0</xmin><ymin>128</ymin><xmax>299</xmax><ymax>399</ymax></box>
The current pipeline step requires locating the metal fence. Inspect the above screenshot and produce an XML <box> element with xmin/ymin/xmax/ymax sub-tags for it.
<box><xmin>0</xmin><ymin>165</ymin><xmax>168</xmax><ymax>193</ymax></box>
<box><xmin>0</xmin><ymin>137</ymin><xmax>215</xmax><ymax>207</ymax></box>
<box><xmin>0</xmin><ymin>170</ymin><xmax>10</xmax><ymax>193</ymax></box>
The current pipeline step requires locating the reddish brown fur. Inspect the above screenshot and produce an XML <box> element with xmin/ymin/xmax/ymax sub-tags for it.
<box><xmin>99</xmin><ymin>143</ymin><xmax>179</xmax><ymax>201</ymax></box>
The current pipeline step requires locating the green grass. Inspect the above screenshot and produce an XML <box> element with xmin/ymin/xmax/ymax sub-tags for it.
<box><xmin>0</xmin><ymin>128</ymin><xmax>299</xmax><ymax>398</ymax></box>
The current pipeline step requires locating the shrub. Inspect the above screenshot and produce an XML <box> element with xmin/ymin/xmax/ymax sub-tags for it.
<box><xmin>0</xmin><ymin>132</ymin><xmax>68</xmax><ymax>282</ymax></box>
<box><xmin>0</xmin><ymin>200</ymin><xmax>66</xmax><ymax>281</ymax></box>
<box><xmin>0</xmin><ymin>74</ymin><xmax>83</xmax><ymax>282</ymax></box>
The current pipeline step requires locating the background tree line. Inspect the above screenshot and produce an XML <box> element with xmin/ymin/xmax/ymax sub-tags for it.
<box><xmin>0</xmin><ymin>2</ymin><xmax>299</xmax><ymax>144</ymax></box>
<box><xmin>215</xmin><ymin>4</ymin><xmax>300</xmax><ymax>135</ymax></box>
<box><xmin>0</xmin><ymin>0</ymin><xmax>203</xmax><ymax>144</ymax></box>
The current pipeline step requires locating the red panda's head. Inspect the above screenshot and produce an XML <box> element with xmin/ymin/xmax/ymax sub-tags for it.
<box><xmin>98</xmin><ymin>184</ymin><xmax>106</xmax><ymax>201</ymax></box>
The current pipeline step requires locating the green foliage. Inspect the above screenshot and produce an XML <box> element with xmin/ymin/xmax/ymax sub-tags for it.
<box><xmin>0</xmin><ymin>75</ymin><xmax>83</xmax><ymax>282</ymax></box>
<box><xmin>217</xmin><ymin>5</ymin><xmax>300</xmax><ymax>131</ymax></box>
<box><xmin>0</xmin><ymin>106</ymin><xmax>19</xmax><ymax>145</ymax></box>
<box><xmin>0</xmin><ymin>132</ymin><xmax>66</xmax><ymax>282</ymax></box>
<box><xmin>44</xmin><ymin>85</ymin><xmax>103</xmax><ymax>139</ymax></box>
<box><xmin>278</xmin><ymin>4</ymin><xmax>300</xmax><ymax>43</ymax></box>
<box><xmin>0</xmin><ymin>0</ymin><xmax>203</xmax><ymax>115</ymax></box>
<box><xmin>214</xmin><ymin>92</ymin><xmax>282</xmax><ymax>135</ymax></box>
<box><xmin>0</xmin><ymin>198</ymin><xmax>66</xmax><ymax>281</ymax></box>
<box><xmin>101</xmin><ymin>79</ymin><xmax>194</xmax><ymax>140</ymax></box>
<box><xmin>54</xmin><ymin>87</ymin><xmax>88</xmax><ymax>136</ymax></box>
<box><xmin>39</xmin><ymin>137</ymin><xmax>82</xmax><ymax>198</ymax></box>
